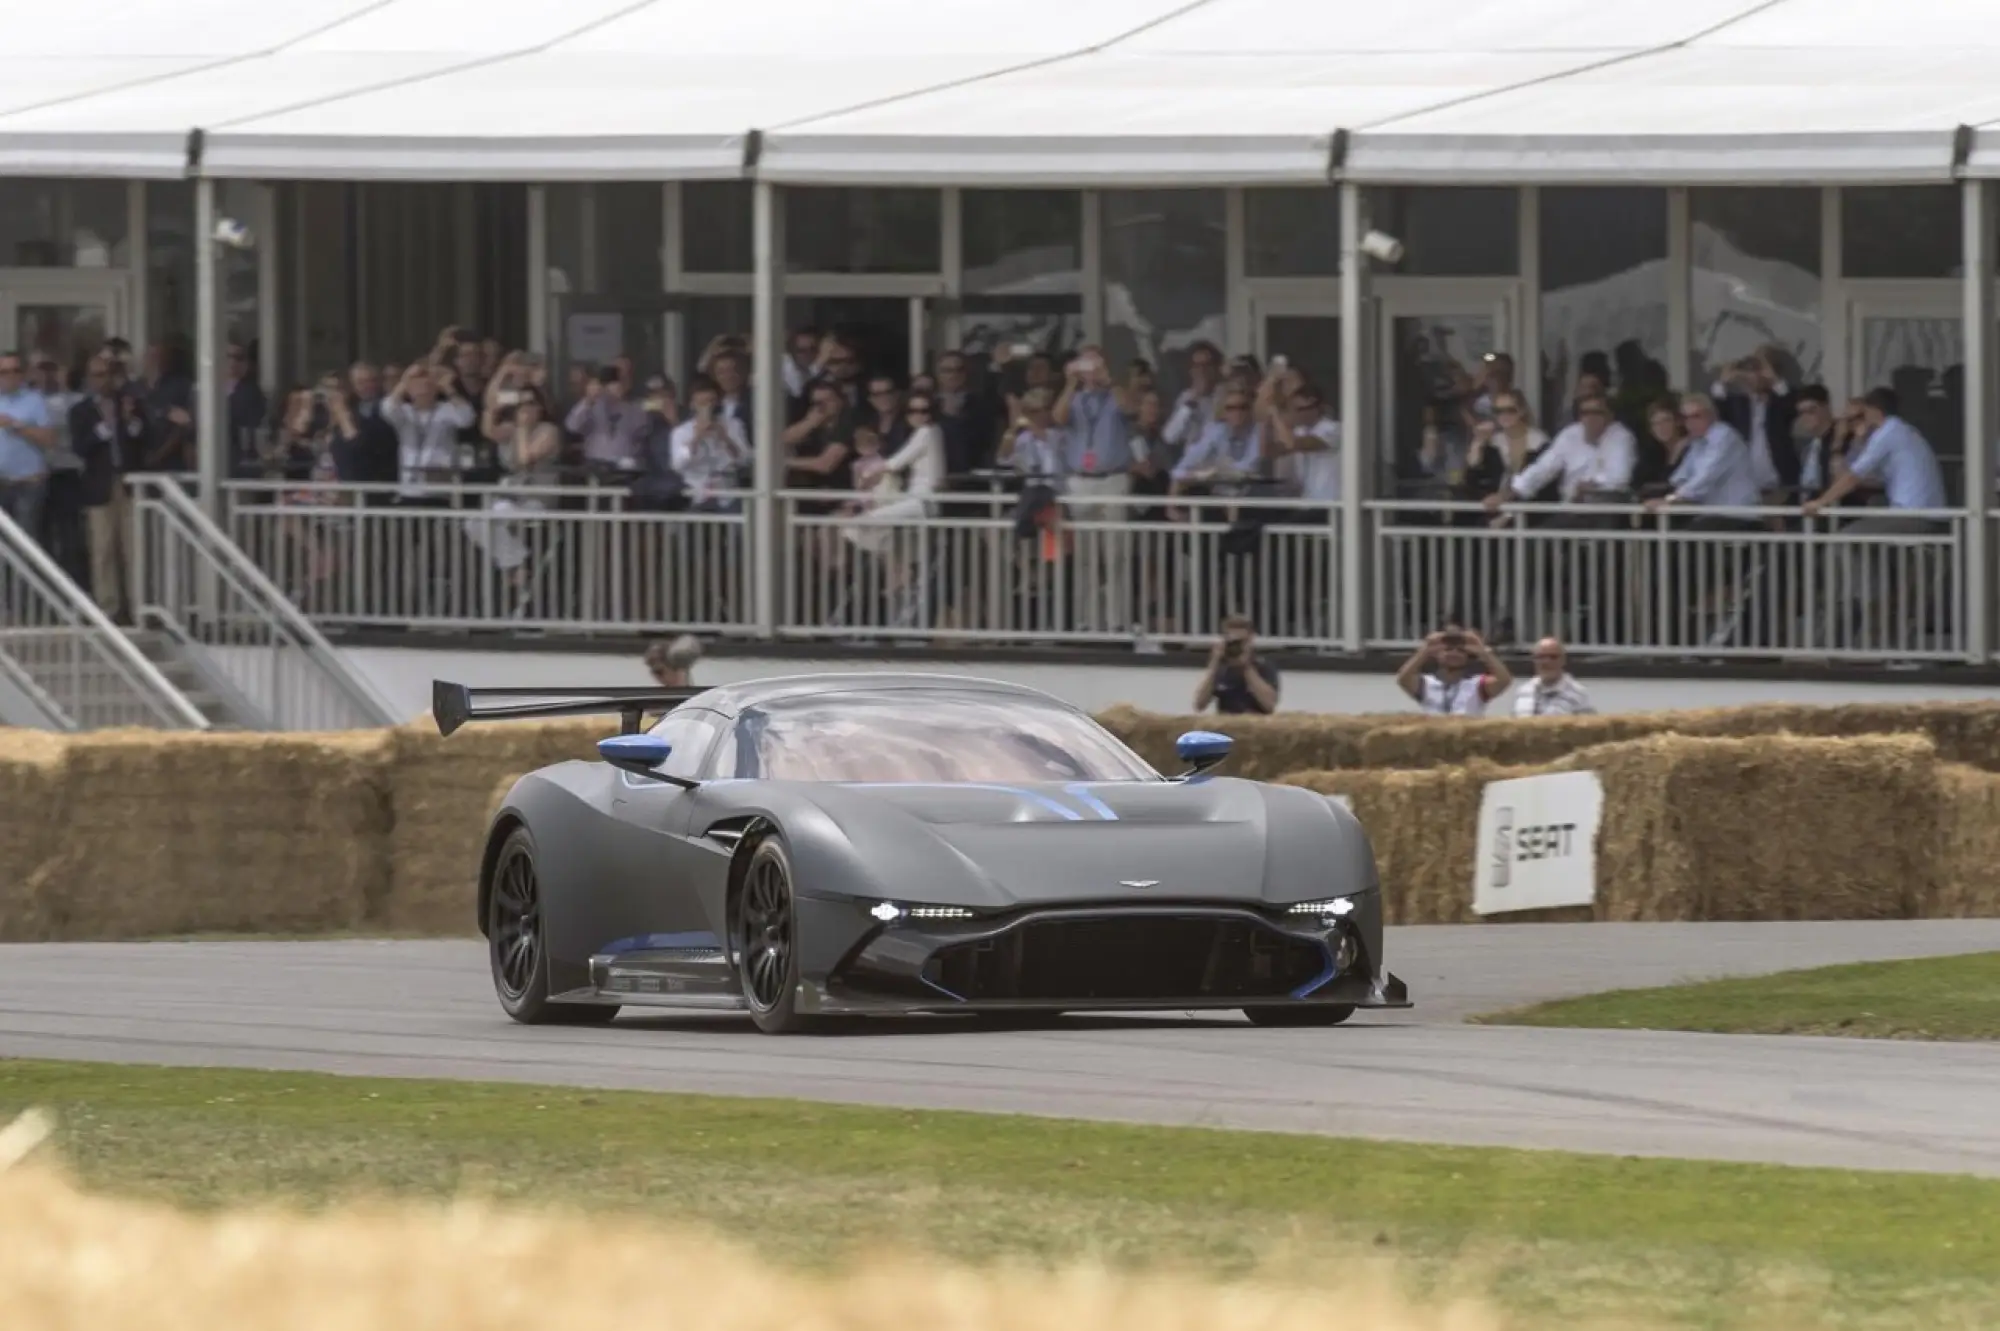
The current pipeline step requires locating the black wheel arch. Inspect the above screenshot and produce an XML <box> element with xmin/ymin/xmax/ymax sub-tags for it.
<box><xmin>476</xmin><ymin>813</ymin><xmax>527</xmax><ymax>939</ymax></box>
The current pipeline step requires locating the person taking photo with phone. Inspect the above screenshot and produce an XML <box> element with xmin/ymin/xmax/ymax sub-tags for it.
<box><xmin>1395</xmin><ymin>622</ymin><xmax>1512</xmax><ymax>716</ymax></box>
<box><xmin>1193</xmin><ymin>613</ymin><xmax>1279</xmax><ymax>714</ymax></box>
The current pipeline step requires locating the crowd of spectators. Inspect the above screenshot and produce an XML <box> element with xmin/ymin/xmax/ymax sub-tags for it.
<box><xmin>0</xmin><ymin>318</ymin><xmax>1956</xmax><ymax>655</ymax></box>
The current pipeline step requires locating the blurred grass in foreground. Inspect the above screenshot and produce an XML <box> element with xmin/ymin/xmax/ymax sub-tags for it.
<box><xmin>1480</xmin><ymin>951</ymin><xmax>2000</xmax><ymax>1040</ymax></box>
<box><xmin>2</xmin><ymin>1057</ymin><xmax>1997</xmax><ymax>1330</ymax></box>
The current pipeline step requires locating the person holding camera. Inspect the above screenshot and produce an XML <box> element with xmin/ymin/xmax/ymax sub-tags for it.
<box><xmin>1192</xmin><ymin>614</ymin><xmax>1279</xmax><ymax>715</ymax></box>
<box><xmin>1395</xmin><ymin>623</ymin><xmax>1512</xmax><ymax>716</ymax></box>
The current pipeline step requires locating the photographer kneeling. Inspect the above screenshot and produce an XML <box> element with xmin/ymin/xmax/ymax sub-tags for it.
<box><xmin>1193</xmin><ymin>614</ymin><xmax>1280</xmax><ymax>715</ymax></box>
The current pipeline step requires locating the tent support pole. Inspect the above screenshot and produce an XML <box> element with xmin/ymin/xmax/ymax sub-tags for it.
<box><xmin>752</xmin><ymin>179</ymin><xmax>784</xmax><ymax>639</ymax></box>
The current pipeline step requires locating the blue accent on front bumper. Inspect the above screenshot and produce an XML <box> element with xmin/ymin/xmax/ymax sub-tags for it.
<box><xmin>1289</xmin><ymin>939</ymin><xmax>1340</xmax><ymax>999</ymax></box>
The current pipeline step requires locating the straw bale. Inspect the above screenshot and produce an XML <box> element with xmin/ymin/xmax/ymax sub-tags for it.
<box><xmin>0</xmin><ymin>1150</ymin><xmax>1509</xmax><ymax>1331</ymax></box>
<box><xmin>0</xmin><ymin>730</ymin><xmax>69</xmax><ymax>941</ymax></box>
<box><xmin>1095</xmin><ymin>705</ymin><xmax>1397</xmax><ymax>780</ymax></box>
<box><xmin>384</xmin><ymin>716</ymin><xmax>618</xmax><ymax>934</ymax></box>
<box><xmin>1933</xmin><ymin>763</ymin><xmax>2000</xmax><ymax>918</ymax></box>
<box><xmin>25</xmin><ymin>729</ymin><xmax>393</xmax><ymax>940</ymax></box>
<box><xmin>1352</xmin><ymin>700</ymin><xmax>2000</xmax><ymax>774</ymax></box>
<box><xmin>1277</xmin><ymin>733</ymin><xmax>1939</xmax><ymax>925</ymax></box>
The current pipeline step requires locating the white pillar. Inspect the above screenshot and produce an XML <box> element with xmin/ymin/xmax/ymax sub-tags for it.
<box><xmin>751</xmin><ymin>180</ymin><xmax>785</xmax><ymax>637</ymax></box>
<box><xmin>526</xmin><ymin>186</ymin><xmax>549</xmax><ymax>358</ymax></box>
<box><xmin>1338</xmin><ymin>182</ymin><xmax>1365</xmax><ymax>653</ymax></box>
<box><xmin>195</xmin><ymin>176</ymin><xmax>223</xmax><ymax>523</ymax></box>
<box><xmin>1962</xmin><ymin>178</ymin><xmax>1992</xmax><ymax>663</ymax></box>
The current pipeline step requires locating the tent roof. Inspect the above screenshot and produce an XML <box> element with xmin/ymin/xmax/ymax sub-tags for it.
<box><xmin>4</xmin><ymin>0</ymin><xmax>2000</xmax><ymax>183</ymax></box>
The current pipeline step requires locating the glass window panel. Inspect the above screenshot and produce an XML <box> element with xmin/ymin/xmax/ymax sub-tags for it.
<box><xmin>1841</xmin><ymin>187</ymin><xmax>1960</xmax><ymax>280</ymax></box>
<box><xmin>784</xmin><ymin>187</ymin><xmax>941</xmax><ymax>274</ymax></box>
<box><xmin>682</xmin><ymin>180</ymin><xmax>752</xmax><ymax>274</ymax></box>
<box><xmin>1539</xmin><ymin>187</ymin><xmax>1670</xmax><ymax>424</ymax></box>
<box><xmin>1368</xmin><ymin>186</ymin><xmax>1517</xmax><ymax>276</ymax></box>
<box><xmin>1244</xmin><ymin>188</ymin><xmax>1340</xmax><ymax>277</ymax></box>
<box><xmin>681</xmin><ymin>295</ymin><xmax>752</xmax><ymax>387</ymax></box>
<box><xmin>546</xmin><ymin>183</ymin><xmax>663</xmax><ymax>295</ymax></box>
<box><xmin>1858</xmin><ymin>314</ymin><xmax>1963</xmax><ymax>501</ymax></box>
<box><xmin>145</xmin><ymin>180</ymin><xmax>194</xmax><ymax>360</ymax></box>
<box><xmin>1100</xmin><ymin>189</ymin><xmax>1226</xmax><ymax>402</ymax></box>
<box><xmin>217</xmin><ymin>180</ymin><xmax>263</xmax><ymax>357</ymax></box>
<box><xmin>1690</xmin><ymin>187</ymin><xmax>1822</xmax><ymax>388</ymax></box>
<box><xmin>0</xmin><ymin>178</ymin><xmax>127</xmax><ymax>268</ymax></box>
<box><xmin>961</xmin><ymin>189</ymin><xmax>1081</xmax><ymax>294</ymax></box>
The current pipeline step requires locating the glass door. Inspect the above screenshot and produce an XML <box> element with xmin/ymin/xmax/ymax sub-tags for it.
<box><xmin>1375</xmin><ymin>279</ymin><xmax>1519</xmax><ymax>500</ymax></box>
<box><xmin>1846</xmin><ymin>289</ymin><xmax>1963</xmax><ymax>499</ymax></box>
<box><xmin>1250</xmin><ymin>297</ymin><xmax>1340</xmax><ymax>411</ymax></box>
<box><xmin>0</xmin><ymin>271</ymin><xmax>131</xmax><ymax>388</ymax></box>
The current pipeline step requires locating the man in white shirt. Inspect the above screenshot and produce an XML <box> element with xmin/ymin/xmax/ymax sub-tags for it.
<box><xmin>670</xmin><ymin>377</ymin><xmax>751</xmax><ymax>511</ymax></box>
<box><xmin>1481</xmin><ymin>393</ymin><xmax>1636</xmax><ymax>519</ymax></box>
<box><xmin>1265</xmin><ymin>378</ymin><xmax>1340</xmax><ymax>516</ymax></box>
<box><xmin>1509</xmin><ymin>637</ymin><xmax>1595</xmax><ymax>716</ymax></box>
<box><xmin>1482</xmin><ymin>393</ymin><xmax>1637</xmax><ymax>642</ymax></box>
<box><xmin>1161</xmin><ymin>340</ymin><xmax>1224</xmax><ymax>458</ymax></box>
<box><xmin>382</xmin><ymin>363</ymin><xmax>475</xmax><ymax>504</ymax></box>
<box><xmin>1712</xmin><ymin>348</ymin><xmax>1795</xmax><ymax>499</ymax></box>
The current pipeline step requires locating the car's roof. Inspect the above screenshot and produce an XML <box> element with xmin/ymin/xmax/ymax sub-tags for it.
<box><xmin>675</xmin><ymin>672</ymin><xmax>1073</xmax><ymax>721</ymax></box>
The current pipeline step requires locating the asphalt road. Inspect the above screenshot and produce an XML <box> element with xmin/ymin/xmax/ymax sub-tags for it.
<box><xmin>2</xmin><ymin>920</ymin><xmax>1998</xmax><ymax>1176</ymax></box>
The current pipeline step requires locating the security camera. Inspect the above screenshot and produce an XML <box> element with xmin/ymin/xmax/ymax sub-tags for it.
<box><xmin>1359</xmin><ymin>229</ymin><xmax>1404</xmax><ymax>265</ymax></box>
<box><xmin>213</xmin><ymin>217</ymin><xmax>254</xmax><ymax>249</ymax></box>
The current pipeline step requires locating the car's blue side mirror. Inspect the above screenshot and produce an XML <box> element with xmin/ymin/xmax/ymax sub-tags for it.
<box><xmin>599</xmin><ymin>734</ymin><xmax>672</xmax><ymax>773</ymax></box>
<box><xmin>1175</xmin><ymin>730</ymin><xmax>1233</xmax><ymax>776</ymax></box>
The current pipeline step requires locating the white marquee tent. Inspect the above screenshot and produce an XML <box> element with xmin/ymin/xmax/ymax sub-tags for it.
<box><xmin>8</xmin><ymin>0</ymin><xmax>2000</xmax><ymax>183</ymax></box>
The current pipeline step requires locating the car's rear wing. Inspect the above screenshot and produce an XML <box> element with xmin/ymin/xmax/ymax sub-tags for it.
<box><xmin>431</xmin><ymin>680</ymin><xmax>703</xmax><ymax>738</ymax></box>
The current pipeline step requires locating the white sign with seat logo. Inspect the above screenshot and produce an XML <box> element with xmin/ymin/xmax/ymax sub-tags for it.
<box><xmin>1472</xmin><ymin>771</ymin><xmax>1603</xmax><ymax>915</ymax></box>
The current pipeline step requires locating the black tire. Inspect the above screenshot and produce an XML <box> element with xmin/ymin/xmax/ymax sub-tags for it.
<box><xmin>731</xmin><ymin>837</ymin><xmax>816</xmax><ymax>1034</ymax></box>
<box><xmin>488</xmin><ymin>826</ymin><xmax>620</xmax><ymax>1026</ymax></box>
<box><xmin>1243</xmin><ymin>1004</ymin><xmax>1356</xmax><ymax>1028</ymax></box>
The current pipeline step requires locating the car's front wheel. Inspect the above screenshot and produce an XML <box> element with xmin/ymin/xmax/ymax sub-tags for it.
<box><xmin>732</xmin><ymin>837</ymin><xmax>817</xmax><ymax>1034</ymax></box>
<box><xmin>1242</xmin><ymin>1004</ymin><xmax>1356</xmax><ymax>1028</ymax></box>
<box><xmin>489</xmin><ymin>826</ymin><xmax>619</xmax><ymax>1026</ymax></box>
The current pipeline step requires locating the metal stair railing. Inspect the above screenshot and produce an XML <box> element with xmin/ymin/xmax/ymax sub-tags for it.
<box><xmin>127</xmin><ymin>474</ymin><xmax>402</xmax><ymax>731</ymax></box>
<box><xmin>0</xmin><ymin>504</ymin><xmax>211</xmax><ymax>731</ymax></box>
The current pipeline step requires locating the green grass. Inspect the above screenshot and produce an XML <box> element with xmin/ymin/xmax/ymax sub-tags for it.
<box><xmin>3</xmin><ymin>1058</ymin><xmax>1999</xmax><ymax>1329</ymax></box>
<box><xmin>1479</xmin><ymin>951</ymin><xmax>2000</xmax><ymax>1041</ymax></box>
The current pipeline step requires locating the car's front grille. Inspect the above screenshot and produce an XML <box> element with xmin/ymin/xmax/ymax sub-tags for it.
<box><xmin>925</xmin><ymin>911</ymin><xmax>1326</xmax><ymax>1003</ymax></box>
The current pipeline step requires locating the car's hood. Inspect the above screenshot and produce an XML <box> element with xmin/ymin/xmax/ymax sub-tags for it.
<box><xmin>815</xmin><ymin>779</ymin><xmax>1273</xmax><ymax>906</ymax></box>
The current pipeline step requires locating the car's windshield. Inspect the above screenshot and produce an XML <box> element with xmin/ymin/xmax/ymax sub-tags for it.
<box><xmin>728</xmin><ymin>691</ymin><xmax>1160</xmax><ymax>784</ymax></box>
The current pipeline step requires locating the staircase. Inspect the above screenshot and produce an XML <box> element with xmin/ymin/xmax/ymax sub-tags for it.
<box><xmin>126</xmin><ymin>476</ymin><xmax>401</xmax><ymax>731</ymax></box>
<box><xmin>122</xmin><ymin>627</ymin><xmax>249</xmax><ymax>730</ymax></box>
<box><xmin>0</xmin><ymin>508</ymin><xmax>212</xmax><ymax>732</ymax></box>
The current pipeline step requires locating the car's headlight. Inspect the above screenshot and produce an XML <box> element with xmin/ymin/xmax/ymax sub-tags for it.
<box><xmin>1287</xmin><ymin>897</ymin><xmax>1356</xmax><ymax>921</ymax></box>
<box><xmin>869</xmin><ymin>902</ymin><xmax>975</xmax><ymax>923</ymax></box>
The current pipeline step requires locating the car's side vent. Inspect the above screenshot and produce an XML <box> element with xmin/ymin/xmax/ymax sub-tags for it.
<box><xmin>703</xmin><ymin>817</ymin><xmax>760</xmax><ymax>852</ymax></box>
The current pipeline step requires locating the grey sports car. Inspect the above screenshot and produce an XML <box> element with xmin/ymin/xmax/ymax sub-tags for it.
<box><xmin>438</xmin><ymin>672</ymin><xmax>1411</xmax><ymax>1034</ymax></box>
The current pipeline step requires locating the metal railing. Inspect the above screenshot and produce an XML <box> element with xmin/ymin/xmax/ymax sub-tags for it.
<box><xmin>197</xmin><ymin>477</ymin><xmax>1991</xmax><ymax>666</ymax></box>
<box><xmin>0</xmin><ymin>506</ymin><xmax>211</xmax><ymax>731</ymax></box>
<box><xmin>220</xmin><ymin>479</ymin><xmax>752</xmax><ymax>636</ymax></box>
<box><xmin>128</xmin><ymin>476</ymin><xmax>403</xmax><ymax>730</ymax></box>
<box><xmin>1369</xmin><ymin>501</ymin><xmax>1970</xmax><ymax>661</ymax></box>
<box><xmin>778</xmin><ymin>488</ymin><xmax>1341</xmax><ymax>647</ymax></box>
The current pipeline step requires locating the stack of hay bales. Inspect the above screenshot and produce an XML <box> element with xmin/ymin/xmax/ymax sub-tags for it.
<box><xmin>1933</xmin><ymin>763</ymin><xmax>2000</xmax><ymax>917</ymax></box>
<box><xmin>1094</xmin><ymin>703</ymin><xmax>1397</xmax><ymax>780</ymax></box>
<box><xmin>384</xmin><ymin>717</ymin><xmax>617</xmax><ymax>933</ymax></box>
<box><xmin>0</xmin><ymin>730</ymin><xmax>69</xmax><ymax>939</ymax></box>
<box><xmin>1280</xmin><ymin>732</ymin><xmax>1947</xmax><ymax>925</ymax></box>
<box><xmin>7</xmin><ymin>729</ymin><xmax>393</xmax><ymax>941</ymax></box>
